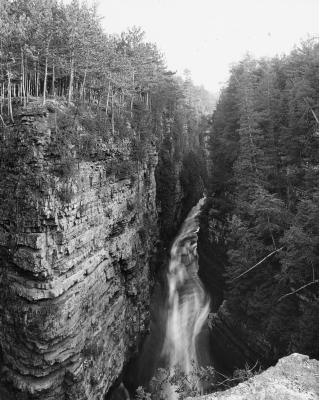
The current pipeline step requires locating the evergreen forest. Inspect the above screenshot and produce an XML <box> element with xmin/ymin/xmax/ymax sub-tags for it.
<box><xmin>0</xmin><ymin>0</ymin><xmax>214</xmax><ymax>135</ymax></box>
<box><xmin>208</xmin><ymin>38</ymin><xmax>319</xmax><ymax>360</ymax></box>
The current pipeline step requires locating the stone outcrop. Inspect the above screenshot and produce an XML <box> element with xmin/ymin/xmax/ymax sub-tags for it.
<box><xmin>193</xmin><ymin>353</ymin><xmax>319</xmax><ymax>400</ymax></box>
<box><xmin>0</xmin><ymin>106</ymin><xmax>158</xmax><ymax>399</ymax></box>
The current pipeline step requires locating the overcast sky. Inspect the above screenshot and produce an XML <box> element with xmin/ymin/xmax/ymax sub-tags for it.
<box><xmin>92</xmin><ymin>0</ymin><xmax>319</xmax><ymax>94</ymax></box>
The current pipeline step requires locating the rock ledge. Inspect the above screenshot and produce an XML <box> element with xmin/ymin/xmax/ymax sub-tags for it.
<box><xmin>194</xmin><ymin>354</ymin><xmax>319</xmax><ymax>400</ymax></box>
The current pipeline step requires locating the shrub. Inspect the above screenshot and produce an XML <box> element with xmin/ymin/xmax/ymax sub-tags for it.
<box><xmin>57</xmin><ymin>186</ymin><xmax>74</xmax><ymax>203</ymax></box>
<box><xmin>134</xmin><ymin>362</ymin><xmax>261</xmax><ymax>400</ymax></box>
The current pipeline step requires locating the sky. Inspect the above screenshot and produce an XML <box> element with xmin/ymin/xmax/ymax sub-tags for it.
<box><xmin>91</xmin><ymin>0</ymin><xmax>319</xmax><ymax>94</ymax></box>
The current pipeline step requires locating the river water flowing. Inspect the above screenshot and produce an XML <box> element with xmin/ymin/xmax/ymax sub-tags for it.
<box><xmin>161</xmin><ymin>198</ymin><xmax>210</xmax><ymax>397</ymax></box>
<box><xmin>117</xmin><ymin>199</ymin><xmax>211</xmax><ymax>400</ymax></box>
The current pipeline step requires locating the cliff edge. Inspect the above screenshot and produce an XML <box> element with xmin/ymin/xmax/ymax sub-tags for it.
<box><xmin>193</xmin><ymin>354</ymin><xmax>319</xmax><ymax>400</ymax></box>
<box><xmin>0</xmin><ymin>105</ymin><xmax>158</xmax><ymax>399</ymax></box>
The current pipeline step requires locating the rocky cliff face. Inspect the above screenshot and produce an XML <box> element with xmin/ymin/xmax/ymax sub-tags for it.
<box><xmin>0</xmin><ymin>106</ymin><xmax>159</xmax><ymax>399</ymax></box>
<box><xmin>192</xmin><ymin>353</ymin><xmax>319</xmax><ymax>400</ymax></box>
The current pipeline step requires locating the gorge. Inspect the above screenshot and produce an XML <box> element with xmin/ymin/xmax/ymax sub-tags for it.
<box><xmin>162</xmin><ymin>198</ymin><xmax>209</xmax><ymax>388</ymax></box>
<box><xmin>0</xmin><ymin>100</ymin><xmax>208</xmax><ymax>399</ymax></box>
<box><xmin>1</xmin><ymin>1</ymin><xmax>319</xmax><ymax>399</ymax></box>
<box><xmin>119</xmin><ymin>199</ymin><xmax>211</xmax><ymax>400</ymax></box>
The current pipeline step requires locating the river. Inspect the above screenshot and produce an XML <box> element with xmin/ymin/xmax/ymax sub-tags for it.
<box><xmin>161</xmin><ymin>198</ymin><xmax>210</xmax><ymax>398</ymax></box>
<box><xmin>110</xmin><ymin>199</ymin><xmax>211</xmax><ymax>400</ymax></box>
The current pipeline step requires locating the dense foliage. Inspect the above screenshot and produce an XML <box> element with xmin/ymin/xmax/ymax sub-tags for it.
<box><xmin>0</xmin><ymin>0</ymin><xmax>214</xmax><ymax>126</ymax></box>
<box><xmin>209</xmin><ymin>39</ymin><xmax>319</xmax><ymax>359</ymax></box>
<box><xmin>133</xmin><ymin>363</ymin><xmax>260</xmax><ymax>400</ymax></box>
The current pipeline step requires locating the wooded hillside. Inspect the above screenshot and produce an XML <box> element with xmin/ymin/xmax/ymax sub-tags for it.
<box><xmin>208</xmin><ymin>38</ymin><xmax>319</xmax><ymax>360</ymax></box>
<box><xmin>0</xmin><ymin>0</ymin><xmax>214</xmax><ymax>128</ymax></box>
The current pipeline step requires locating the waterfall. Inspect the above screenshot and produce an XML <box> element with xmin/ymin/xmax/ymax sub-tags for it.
<box><xmin>161</xmin><ymin>198</ymin><xmax>210</xmax><ymax>398</ymax></box>
<box><xmin>119</xmin><ymin>199</ymin><xmax>211</xmax><ymax>400</ymax></box>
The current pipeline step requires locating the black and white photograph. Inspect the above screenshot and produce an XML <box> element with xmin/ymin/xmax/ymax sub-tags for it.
<box><xmin>0</xmin><ymin>1</ymin><xmax>318</xmax><ymax>399</ymax></box>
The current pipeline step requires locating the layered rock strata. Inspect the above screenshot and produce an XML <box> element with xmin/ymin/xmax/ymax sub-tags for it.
<box><xmin>0</xmin><ymin>107</ymin><xmax>158</xmax><ymax>399</ymax></box>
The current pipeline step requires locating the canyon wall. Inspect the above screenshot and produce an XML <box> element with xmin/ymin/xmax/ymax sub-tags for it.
<box><xmin>0</xmin><ymin>106</ymin><xmax>159</xmax><ymax>400</ymax></box>
<box><xmin>0</xmin><ymin>103</ymin><xmax>206</xmax><ymax>400</ymax></box>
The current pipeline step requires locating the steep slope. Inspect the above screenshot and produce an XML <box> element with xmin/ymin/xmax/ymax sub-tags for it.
<box><xmin>200</xmin><ymin>41</ymin><xmax>319</xmax><ymax>372</ymax></box>
<box><xmin>0</xmin><ymin>98</ymin><xmax>208</xmax><ymax>399</ymax></box>
<box><xmin>0</xmin><ymin>106</ymin><xmax>158</xmax><ymax>399</ymax></box>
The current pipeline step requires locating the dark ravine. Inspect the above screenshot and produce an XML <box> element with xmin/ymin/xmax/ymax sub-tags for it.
<box><xmin>0</xmin><ymin>105</ymin><xmax>207</xmax><ymax>400</ymax></box>
<box><xmin>1</xmin><ymin>105</ymin><xmax>316</xmax><ymax>400</ymax></box>
<box><xmin>197</xmin><ymin>203</ymin><xmax>274</xmax><ymax>373</ymax></box>
<box><xmin>197</xmin><ymin>200</ymin><xmax>319</xmax><ymax>374</ymax></box>
<box><xmin>2</xmin><ymin>106</ymin><xmax>313</xmax><ymax>400</ymax></box>
<box><xmin>111</xmin><ymin>151</ymin><xmax>206</xmax><ymax>398</ymax></box>
<box><xmin>2</xmin><ymin>2</ymin><xmax>319</xmax><ymax>398</ymax></box>
<box><xmin>120</xmin><ymin>197</ymin><xmax>208</xmax><ymax>399</ymax></box>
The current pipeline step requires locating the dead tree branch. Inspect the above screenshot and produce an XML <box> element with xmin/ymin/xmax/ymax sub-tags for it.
<box><xmin>231</xmin><ymin>247</ymin><xmax>284</xmax><ymax>282</ymax></box>
<box><xmin>0</xmin><ymin>114</ymin><xmax>7</xmax><ymax>128</ymax></box>
<box><xmin>277</xmin><ymin>280</ymin><xmax>319</xmax><ymax>303</ymax></box>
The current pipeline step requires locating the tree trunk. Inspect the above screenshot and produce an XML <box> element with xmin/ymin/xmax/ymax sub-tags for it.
<box><xmin>20</xmin><ymin>48</ymin><xmax>23</xmax><ymax>104</ymax></box>
<box><xmin>68</xmin><ymin>54</ymin><xmax>74</xmax><ymax>105</ymax></box>
<box><xmin>52</xmin><ymin>63</ymin><xmax>55</xmax><ymax>96</ymax></box>
<box><xmin>43</xmin><ymin>37</ymin><xmax>51</xmax><ymax>104</ymax></box>
<box><xmin>36</xmin><ymin>60</ymin><xmax>39</xmax><ymax>98</ymax></box>
<box><xmin>0</xmin><ymin>82</ymin><xmax>3</xmax><ymax>115</ymax></box>
<box><xmin>43</xmin><ymin>55</ymin><xmax>48</xmax><ymax>105</ymax></box>
<box><xmin>7</xmin><ymin>69</ymin><xmax>13</xmax><ymax>122</ymax></box>
<box><xmin>106</xmin><ymin>80</ymin><xmax>111</xmax><ymax>115</ymax></box>
<box><xmin>21</xmin><ymin>48</ymin><xmax>27</xmax><ymax>107</ymax></box>
<box><xmin>130</xmin><ymin>95</ymin><xmax>134</xmax><ymax>118</ymax></box>
<box><xmin>27</xmin><ymin>76</ymin><xmax>31</xmax><ymax>100</ymax></box>
<box><xmin>111</xmin><ymin>92</ymin><xmax>115</xmax><ymax>135</ymax></box>
<box><xmin>81</xmin><ymin>67</ymin><xmax>87</xmax><ymax>102</ymax></box>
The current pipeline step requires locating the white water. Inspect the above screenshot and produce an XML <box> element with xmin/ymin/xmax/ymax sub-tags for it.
<box><xmin>162</xmin><ymin>198</ymin><xmax>210</xmax><ymax>397</ymax></box>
